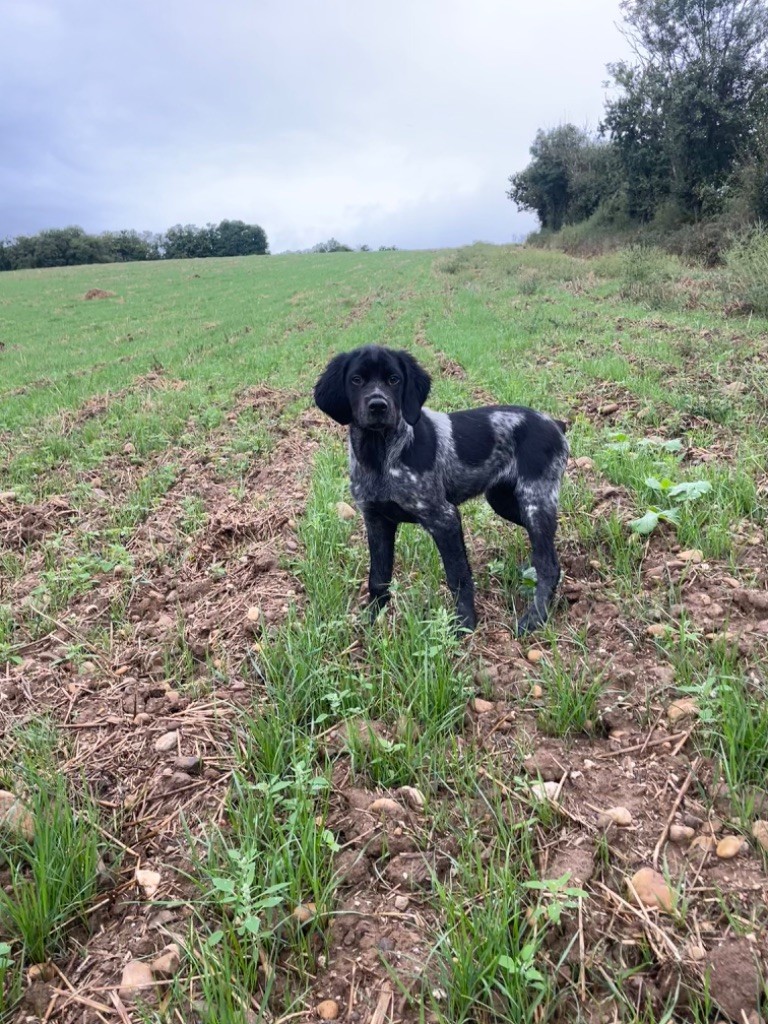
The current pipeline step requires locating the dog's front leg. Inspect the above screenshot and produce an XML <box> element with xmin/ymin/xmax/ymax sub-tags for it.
<box><xmin>424</xmin><ymin>505</ymin><xmax>477</xmax><ymax>631</ymax></box>
<box><xmin>363</xmin><ymin>511</ymin><xmax>398</xmax><ymax>620</ymax></box>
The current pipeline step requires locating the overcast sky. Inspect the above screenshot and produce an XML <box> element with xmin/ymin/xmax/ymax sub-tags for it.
<box><xmin>1</xmin><ymin>0</ymin><xmax>629</xmax><ymax>252</ymax></box>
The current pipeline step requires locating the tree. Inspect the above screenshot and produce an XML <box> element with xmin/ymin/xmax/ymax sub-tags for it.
<box><xmin>212</xmin><ymin>219</ymin><xmax>268</xmax><ymax>256</ymax></box>
<box><xmin>508</xmin><ymin>125</ymin><xmax>619</xmax><ymax>230</ymax></box>
<box><xmin>311</xmin><ymin>238</ymin><xmax>353</xmax><ymax>253</ymax></box>
<box><xmin>603</xmin><ymin>0</ymin><xmax>768</xmax><ymax>217</ymax></box>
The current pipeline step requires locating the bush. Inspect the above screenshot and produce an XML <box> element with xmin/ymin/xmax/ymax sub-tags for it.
<box><xmin>725</xmin><ymin>227</ymin><xmax>768</xmax><ymax>314</ymax></box>
<box><xmin>618</xmin><ymin>245</ymin><xmax>677</xmax><ymax>306</ymax></box>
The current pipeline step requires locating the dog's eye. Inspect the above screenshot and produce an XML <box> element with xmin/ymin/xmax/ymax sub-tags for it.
<box><xmin>350</xmin><ymin>375</ymin><xmax>363</xmax><ymax>386</ymax></box>
<box><xmin>388</xmin><ymin>375</ymin><xmax>400</xmax><ymax>386</ymax></box>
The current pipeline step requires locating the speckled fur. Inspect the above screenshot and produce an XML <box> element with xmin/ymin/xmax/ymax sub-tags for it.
<box><xmin>314</xmin><ymin>345</ymin><xmax>569</xmax><ymax>633</ymax></box>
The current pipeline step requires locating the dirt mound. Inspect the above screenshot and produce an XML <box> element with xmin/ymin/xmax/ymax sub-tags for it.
<box><xmin>83</xmin><ymin>288</ymin><xmax>116</xmax><ymax>300</ymax></box>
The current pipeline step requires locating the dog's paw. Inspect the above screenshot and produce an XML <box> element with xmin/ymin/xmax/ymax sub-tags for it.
<box><xmin>516</xmin><ymin>607</ymin><xmax>548</xmax><ymax>636</ymax></box>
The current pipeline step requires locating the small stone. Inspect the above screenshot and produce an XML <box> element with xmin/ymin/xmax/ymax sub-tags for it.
<box><xmin>133</xmin><ymin>712</ymin><xmax>152</xmax><ymax>726</ymax></box>
<box><xmin>0</xmin><ymin>790</ymin><xmax>35</xmax><ymax>842</ymax></box>
<box><xmin>751</xmin><ymin>819</ymin><xmax>768</xmax><ymax>851</ymax></box>
<box><xmin>394</xmin><ymin>894</ymin><xmax>409</xmax><ymax>910</ymax></box>
<box><xmin>173</xmin><ymin>755</ymin><xmax>202</xmax><ymax>775</ymax></box>
<box><xmin>317</xmin><ymin>999</ymin><xmax>340</xmax><ymax>1020</ymax></box>
<box><xmin>574</xmin><ymin>456</ymin><xmax>594</xmax><ymax>470</ymax></box>
<box><xmin>667</xmin><ymin>698</ymin><xmax>699</xmax><ymax>723</ymax></box>
<box><xmin>716</xmin><ymin>835</ymin><xmax>744</xmax><ymax>859</ymax></box>
<box><xmin>472</xmin><ymin>697</ymin><xmax>495</xmax><ymax>713</ymax></box>
<box><xmin>396</xmin><ymin>786</ymin><xmax>425</xmax><ymax>811</ymax></box>
<box><xmin>135</xmin><ymin>867</ymin><xmax>161</xmax><ymax>898</ymax></box>
<box><xmin>530</xmin><ymin>781</ymin><xmax>560</xmax><ymax>803</ymax></box>
<box><xmin>246</xmin><ymin>606</ymin><xmax>261</xmax><ymax>625</ymax></box>
<box><xmin>687</xmin><ymin>942</ymin><xmax>707</xmax><ymax>961</ymax></box>
<box><xmin>150</xmin><ymin>944</ymin><xmax>180</xmax><ymax>978</ymax></box>
<box><xmin>335</xmin><ymin>501</ymin><xmax>356</xmax><ymax>520</ymax></box>
<box><xmin>646</xmin><ymin>623</ymin><xmax>667</xmax><ymax>637</ymax></box>
<box><xmin>119</xmin><ymin>960</ymin><xmax>156</xmax><ymax>1002</ymax></box>
<box><xmin>292</xmin><ymin>904</ymin><xmax>316</xmax><ymax>925</ymax></box>
<box><xmin>153</xmin><ymin>730</ymin><xmax>178</xmax><ymax>753</ymax></box>
<box><xmin>26</xmin><ymin>963</ymin><xmax>54</xmax><ymax>983</ymax></box>
<box><xmin>526</xmin><ymin>649</ymin><xmax>544</xmax><ymax>664</ymax></box>
<box><xmin>522</xmin><ymin>750</ymin><xmax>562</xmax><ymax>782</ymax></box>
<box><xmin>368</xmin><ymin>797</ymin><xmax>405</xmax><ymax>818</ymax></box>
<box><xmin>628</xmin><ymin>868</ymin><xmax>674</xmax><ymax>913</ymax></box>
<box><xmin>0</xmin><ymin>490</ymin><xmax>18</xmax><ymax>502</ymax></box>
<box><xmin>678</xmin><ymin>549</ymin><xmax>703</xmax><ymax>563</ymax></box>
<box><xmin>530</xmin><ymin>683</ymin><xmax>543</xmax><ymax>699</ymax></box>
<box><xmin>599</xmin><ymin>806</ymin><xmax>632</xmax><ymax>827</ymax></box>
<box><xmin>598</xmin><ymin>402</ymin><xmax>619</xmax><ymax>415</ymax></box>
<box><xmin>669</xmin><ymin>824</ymin><xmax>695</xmax><ymax>844</ymax></box>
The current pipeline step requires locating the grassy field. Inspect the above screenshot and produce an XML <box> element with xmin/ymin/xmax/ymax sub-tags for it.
<box><xmin>0</xmin><ymin>244</ymin><xmax>766</xmax><ymax>1023</ymax></box>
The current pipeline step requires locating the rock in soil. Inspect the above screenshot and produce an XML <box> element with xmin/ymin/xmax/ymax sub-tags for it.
<box><xmin>119</xmin><ymin>960</ymin><xmax>157</xmax><ymax>1002</ymax></box>
<box><xmin>367</xmin><ymin>797</ymin><xmax>406</xmax><ymax>818</ymax></box>
<box><xmin>317</xmin><ymin>999</ymin><xmax>340</xmax><ymax>1020</ymax></box>
<box><xmin>173</xmin><ymin>755</ymin><xmax>202</xmax><ymax>775</ymax></box>
<box><xmin>396</xmin><ymin>785</ymin><xmax>425</xmax><ymax>811</ymax></box>
<box><xmin>628</xmin><ymin>868</ymin><xmax>674</xmax><ymax>913</ymax></box>
<box><xmin>598</xmin><ymin>806</ymin><xmax>632</xmax><ymax>827</ymax></box>
<box><xmin>751</xmin><ymin>819</ymin><xmax>768</xmax><ymax>851</ymax></box>
<box><xmin>335</xmin><ymin>501</ymin><xmax>356</xmax><ymax>520</ymax></box>
<box><xmin>135</xmin><ymin>867</ymin><xmax>162</xmax><ymax>899</ymax></box>
<box><xmin>707</xmin><ymin>937</ymin><xmax>762</xmax><ymax>1021</ymax></box>
<box><xmin>0</xmin><ymin>790</ymin><xmax>35</xmax><ymax>842</ymax></box>
<box><xmin>530</xmin><ymin>780</ymin><xmax>560</xmax><ymax>803</ymax></box>
<box><xmin>667</xmin><ymin>697</ymin><xmax>699</xmax><ymax>723</ymax></box>
<box><xmin>715</xmin><ymin>835</ymin><xmax>744</xmax><ymax>859</ymax></box>
<box><xmin>153</xmin><ymin>730</ymin><xmax>179</xmax><ymax>753</ymax></box>
<box><xmin>151</xmin><ymin>944</ymin><xmax>181</xmax><ymax>978</ymax></box>
<box><xmin>522</xmin><ymin>749</ymin><xmax>563</xmax><ymax>782</ymax></box>
<box><xmin>669</xmin><ymin>824</ymin><xmax>695</xmax><ymax>844</ymax></box>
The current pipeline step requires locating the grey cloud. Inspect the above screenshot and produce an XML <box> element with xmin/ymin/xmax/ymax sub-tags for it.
<box><xmin>1</xmin><ymin>0</ymin><xmax>628</xmax><ymax>248</ymax></box>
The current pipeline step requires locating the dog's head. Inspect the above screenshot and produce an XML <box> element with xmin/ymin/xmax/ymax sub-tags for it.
<box><xmin>314</xmin><ymin>346</ymin><xmax>431</xmax><ymax>429</ymax></box>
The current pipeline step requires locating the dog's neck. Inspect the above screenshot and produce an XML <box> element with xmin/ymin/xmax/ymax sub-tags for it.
<box><xmin>350</xmin><ymin>419</ymin><xmax>413</xmax><ymax>472</ymax></box>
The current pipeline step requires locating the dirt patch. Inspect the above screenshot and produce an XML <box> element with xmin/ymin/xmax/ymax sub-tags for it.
<box><xmin>342</xmin><ymin>294</ymin><xmax>375</xmax><ymax>327</ymax></box>
<box><xmin>82</xmin><ymin>289</ymin><xmax>117</xmax><ymax>300</ymax></box>
<box><xmin>0</xmin><ymin>494</ymin><xmax>75</xmax><ymax>549</ymax></box>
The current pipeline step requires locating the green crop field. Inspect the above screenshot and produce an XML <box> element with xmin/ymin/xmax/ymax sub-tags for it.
<box><xmin>0</xmin><ymin>245</ymin><xmax>766</xmax><ymax>1023</ymax></box>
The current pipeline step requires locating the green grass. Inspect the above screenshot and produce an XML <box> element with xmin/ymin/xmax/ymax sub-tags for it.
<box><xmin>0</xmin><ymin>724</ymin><xmax>113</xmax><ymax>974</ymax></box>
<box><xmin>2</xmin><ymin>244</ymin><xmax>768</xmax><ymax>1023</ymax></box>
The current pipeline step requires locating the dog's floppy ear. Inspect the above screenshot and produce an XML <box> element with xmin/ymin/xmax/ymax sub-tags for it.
<box><xmin>397</xmin><ymin>350</ymin><xmax>431</xmax><ymax>425</ymax></box>
<box><xmin>314</xmin><ymin>352</ymin><xmax>353</xmax><ymax>425</ymax></box>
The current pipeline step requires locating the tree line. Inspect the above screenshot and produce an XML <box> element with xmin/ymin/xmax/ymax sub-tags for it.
<box><xmin>0</xmin><ymin>220</ymin><xmax>269</xmax><ymax>271</ymax></box>
<box><xmin>508</xmin><ymin>0</ymin><xmax>768</xmax><ymax>258</ymax></box>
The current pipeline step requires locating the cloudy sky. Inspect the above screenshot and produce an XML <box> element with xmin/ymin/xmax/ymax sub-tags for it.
<box><xmin>1</xmin><ymin>0</ymin><xmax>629</xmax><ymax>252</ymax></box>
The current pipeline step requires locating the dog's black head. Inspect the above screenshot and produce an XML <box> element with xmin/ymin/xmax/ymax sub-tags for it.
<box><xmin>314</xmin><ymin>346</ymin><xmax>431</xmax><ymax>429</ymax></box>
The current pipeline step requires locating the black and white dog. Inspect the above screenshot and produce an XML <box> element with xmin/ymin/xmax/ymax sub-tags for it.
<box><xmin>314</xmin><ymin>345</ymin><xmax>568</xmax><ymax>634</ymax></box>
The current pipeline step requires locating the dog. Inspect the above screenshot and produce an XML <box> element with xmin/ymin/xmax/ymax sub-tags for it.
<box><xmin>313</xmin><ymin>345</ymin><xmax>568</xmax><ymax>634</ymax></box>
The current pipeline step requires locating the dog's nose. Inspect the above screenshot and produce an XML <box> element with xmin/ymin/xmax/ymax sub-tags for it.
<box><xmin>367</xmin><ymin>397</ymin><xmax>388</xmax><ymax>414</ymax></box>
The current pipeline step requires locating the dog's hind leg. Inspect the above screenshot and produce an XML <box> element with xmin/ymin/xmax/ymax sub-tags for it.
<box><xmin>486</xmin><ymin>482</ymin><xmax>560</xmax><ymax>634</ymax></box>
